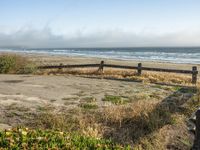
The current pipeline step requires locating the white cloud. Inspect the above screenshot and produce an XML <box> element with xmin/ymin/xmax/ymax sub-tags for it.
<box><xmin>0</xmin><ymin>26</ymin><xmax>200</xmax><ymax>48</ymax></box>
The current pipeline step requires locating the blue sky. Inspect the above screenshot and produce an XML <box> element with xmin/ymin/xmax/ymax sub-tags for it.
<box><xmin>0</xmin><ymin>0</ymin><xmax>200</xmax><ymax>47</ymax></box>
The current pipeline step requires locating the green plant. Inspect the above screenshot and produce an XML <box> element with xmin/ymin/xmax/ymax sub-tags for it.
<box><xmin>0</xmin><ymin>54</ymin><xmax>36</xmax><ymax>74</ymax></box>
<box><xmin>62</xmin><ymin>97</ymin><xmax>78</xmax><ymax>101</ymax></box>
<box><xmin>79</xmin><ymin>103</ymin><xmax>98</xmax><ymax>109</ymax></box>
<box><xmin>0</xmin><ymin>128</ymin><xmax>130</xmax><ymax>149</ymax></box>
<box><xmin>102</xmin><ymin>95</ymin><xmax>129</xmax><ymax>105</ymax></box>
<box><xmin>81</xmin><ymin>97</ymin><xmax>96</xmax><ymax>103</ymax></box>
<box><xmin>173</xmin><ymin>86</ymin><xmax>182</xmax><ymax>91</ymax></box>
<box><xmin>0</xmin><ymin>55</ymin><xmax>17</xmax><ymax>73</ymax></box>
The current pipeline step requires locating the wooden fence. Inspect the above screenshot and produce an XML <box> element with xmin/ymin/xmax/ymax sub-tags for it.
<box><xmin>38</xmin><ymin>61</ymin><xmax>198</xmax><ymax>84</ymax></box>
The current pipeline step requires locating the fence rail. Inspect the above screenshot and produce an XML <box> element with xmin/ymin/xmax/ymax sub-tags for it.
<box><xmin>38</xmin><ymin>61</ymin><xmax>198</xmax><ymax>84</ymax></box>
<box><xmin>38</xmin><ymin>64</ymin><xmax>100</xmax><ymax>69</ymax></box>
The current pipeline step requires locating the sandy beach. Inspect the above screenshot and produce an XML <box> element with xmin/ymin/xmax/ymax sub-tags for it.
<box><xmin>30</xmin><ymin>53</ymin><xmax>200</xmax><ymax>70</ymax></box>
<box><xmin>2</xmin><ymin>51</ymin><xmax>199</xmax><ymax>71</ymax></box>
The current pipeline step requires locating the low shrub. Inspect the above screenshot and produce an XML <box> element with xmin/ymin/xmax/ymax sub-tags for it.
<box><xmin>0</xmin><ymin>54</ymin><xmax>36</xmax><ymax>74</ymax></box>
<box><xmin>0</xmin><ymin>128</ymin><xmax>130</xmax><ymax>149</ymax></box>
<box><xmin>0</xmin><ymin>55</ymin><xmax>17</xmax><ymax>73</ymax></box>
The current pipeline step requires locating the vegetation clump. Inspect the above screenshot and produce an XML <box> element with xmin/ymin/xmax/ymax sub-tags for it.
<box><xmin>102</xmin><ymin>95</ymin><xmax>130</xmax><ymax>105</ymax></box>
<box><xmin>0</xmin><ymin>128</ymin><xmax>130</xmax><ymax>149</ymax></box>
<box><xmin>79</xmin><ymin>103</ymin><xmax>98</xmax><ymax>109</ymax></box>
<box><xmin>0</xmin><ymin>54</ymin><xmax>36</xmax><ymax>74</ymax></box>
<box><xmin>1</xmin><ymin>85</ymin><xmax>198</xmax><ymax>149</ymax></box>
<box><xmin>81</xmin><ymin>97</ymin><xmax>97</xmax><ymax>103</ymax></box>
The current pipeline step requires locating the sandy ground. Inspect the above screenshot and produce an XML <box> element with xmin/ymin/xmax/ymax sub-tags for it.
<box><xmin>0</xmin><ymin>52</ymin><xmax>198</xmax><ymax>130</ymax></box>
<box><xmin>0</xmin><ymin>74</ymin><xmax>169</xmax><ymax>107</ymax></box>
<box><xmin>0</xmin><ymin>53</ymin><xmax>197</xmax><ymax>150</ymax></box>
<box><xmin>0</xmin><ymin>73</ymin><xmax>174</xmax><ymax>129</ymax></box>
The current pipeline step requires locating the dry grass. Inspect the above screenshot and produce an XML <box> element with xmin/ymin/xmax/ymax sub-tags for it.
<box><xmin>102</xmin><ymin>101</ymin><xmax>158</xmax><ymax>126</ymax></box>
<box><xmin>24</xmin><ymin>104</ymin><xmax>167</xmax><ymax>148</ymax></box>
<box><xmin>37</xmin><ymin>67</ymin><xmax>195</xmax><ymax>85</ymax></box>
<box><xmin>1</xmin><ymin>54</ymin><xmax>199</xmax><ymax>148</ymax></box>
<box><xmin>21</xmin><ymin>84</ymin><xmax>200</xmax><ymax>149</ymax></box>
<box><xmin>141</xmin><ymin>72</ymin><xmax>192</xmax><ymax>85</ymax></box>
<box><xmin>182</xmin><ymin>84</ymin><xmax>200</xmax><ymax>116</ymax></box>
<box><xmin>1</xmin><ymin>60</ymin><xmax>198</xmax><ymax>148</ymax></box>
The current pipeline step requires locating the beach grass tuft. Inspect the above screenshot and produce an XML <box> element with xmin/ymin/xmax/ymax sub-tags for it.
<box><xmin>102</xmin><ymin>95</ymin><xmax>130</xmax><ymax>105</ymax></box>
<box><xmin>38</xmin><ymin>67</ymin><xmax>195</xmax><ymax>86</ymax></box>
<box><xmin>0</xmin><ymin>54</ymin><xmax>36</xmax><ymax>74</ymax></box>
<box><xmin>79</xmin><ymin>103</ymin><xmax>98</xmax><ymax>109</ymax></box>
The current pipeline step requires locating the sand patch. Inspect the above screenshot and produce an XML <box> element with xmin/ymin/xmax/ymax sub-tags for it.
<box><xmin>0</xmin><ymin>93</ymin><xmax>48</xmax><ymax>109</ymax></box>
<box><xmin>0</xmin><ymin>123</ymin><xmax>11</xmax><ymax>130</ymax></box>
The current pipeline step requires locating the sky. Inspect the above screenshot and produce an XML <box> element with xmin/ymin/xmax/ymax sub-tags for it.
<box><xmin>0</xmin><ymin>0</ymin><xmax>200</xmax><ymax>48</ymax></box>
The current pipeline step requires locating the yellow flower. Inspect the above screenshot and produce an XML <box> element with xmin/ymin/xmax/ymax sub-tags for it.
<box><xmin>5</xmin><ymin>132</ymin><xmax>12</xmax><ymax>136</ymax></box>
<box><xmin>22</xmin><ymin>131</ymin><xmax>27</xmax><ymax>136</ymax></box>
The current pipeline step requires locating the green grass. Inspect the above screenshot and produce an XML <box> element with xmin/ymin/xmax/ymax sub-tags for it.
<box><xmin>81</xmin><ymin>97</ymin><xmax>96</xmax><ymax>103</ymax></box>
<box><xmin>62</xmin><ymin>97</ymin><xmax>78</xmax><ymax>101</ymax></box>
<box><xmin>173</xmin><ymin>86</ymin><xmax>182</xmax><ymax>91</ymax></box>
<box><xmin>102</xmin><ymin>95</ymin><xmax>130</xmax><ymax>105</ymax></box>
<box><xmin>79</xmin><ymin>103</ymin><xmax>98</xmax><ymax>109</ymax></box>
<box><xmin>0</xmin><ymin>128</ymin><xmax>130</xmax><ymax>149</ymax></box>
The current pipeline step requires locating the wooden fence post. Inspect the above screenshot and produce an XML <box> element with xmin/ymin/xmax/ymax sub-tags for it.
<box><xmin>98</xmin><ymin>61</ymin><xmax>104</xmax><ymax>73</ymax></box>
<box><xmin>137</xmin><ymin>63</ymin><xmax>142</xmax><ymax>76</ymax></box>
<box><xmin>192</xmin><ymin>109</ymin><xmax>200</xmax><ymax>149</ymax></box>
<box><xmin>192</xmin><ymin>66</ymin><xmax>198</xmax><ymax>84</ymax></box>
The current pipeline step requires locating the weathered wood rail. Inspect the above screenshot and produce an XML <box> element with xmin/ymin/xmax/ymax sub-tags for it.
<box><xmin>38</xmin><ymin>61</ymin><xmax>198</xmax><ymax>84</ymax></box>
<box><xmin>38</xmin><ymin>64</ymin><xmax>100</xmax><ymax>69</ymax></box>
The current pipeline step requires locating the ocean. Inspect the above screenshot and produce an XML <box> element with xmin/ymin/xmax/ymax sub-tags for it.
<box><xmin>1</xmin><ymin>47</ymin><xmax>200</xmax><ymax>64</ymax></box>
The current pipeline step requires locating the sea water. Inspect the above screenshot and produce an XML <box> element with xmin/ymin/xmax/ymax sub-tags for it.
<box><xmin>1</xmin><ymin>47</ymin><xmax>200</xmax><ymax>64</ymax></box>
